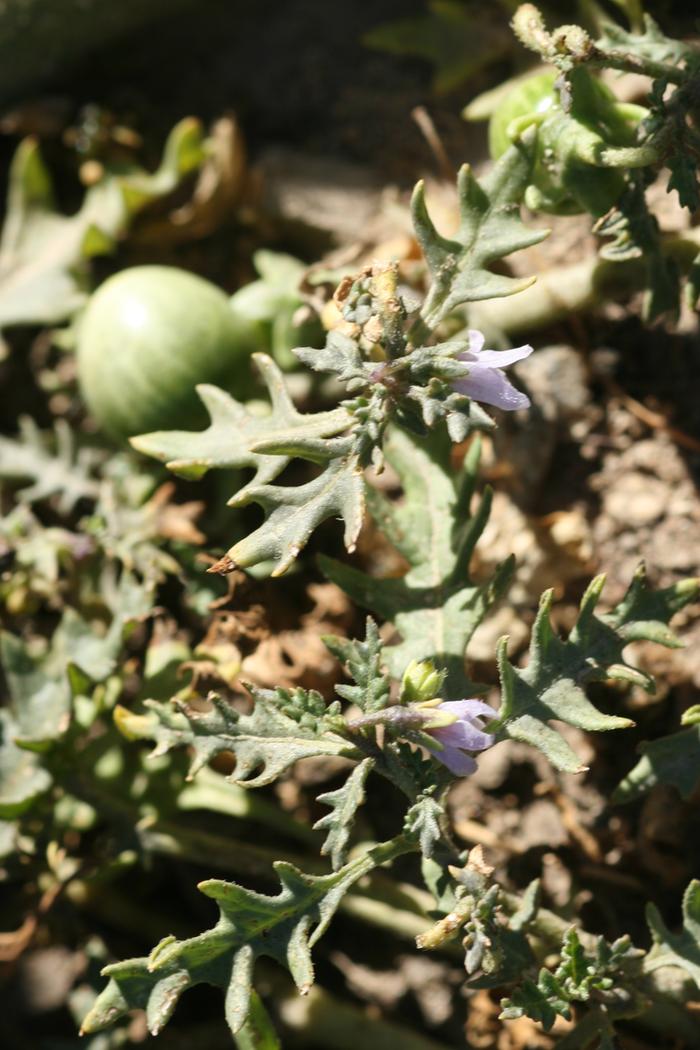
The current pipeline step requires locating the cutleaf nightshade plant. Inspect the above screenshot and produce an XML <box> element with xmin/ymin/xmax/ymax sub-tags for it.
<box><xmin>70</xmin><ymin>116</ymin><xmax>700</xmax><ymax>1048</ymax></box>
<box><xmin>464</xmin><ymin>3</ymin><xmax>700</xmax><ymax>324</ymax></box>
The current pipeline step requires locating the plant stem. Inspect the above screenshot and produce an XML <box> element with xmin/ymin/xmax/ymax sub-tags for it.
<box><xmin>591</xmin><ymin>46</ymin><xmax>685</xmax><ymax>85</ymax></box>
<box><xmin>512</xmin><ymin>3</ymin><xmax>686</xmax><ymax>84</ymax></box>
<box><xmin>407</xmin><ymin>313</ymin><xmax>436</xmax><ymax>348</ymax></box>
<box><xmin>272</xmin><ymin>976</ymin><xmax>455</xmax><ymax>1050</ymax></box>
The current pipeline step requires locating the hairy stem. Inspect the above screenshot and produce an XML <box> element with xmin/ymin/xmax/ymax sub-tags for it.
<box><xmin>591</xmin><ymin>46</ymin><xmax>685</xmax><ymax>85</ymax></box>
<box><xmin>512</xmin><ymin>3</ymin><xmax>686</xmax><ymax>84</ymax></box>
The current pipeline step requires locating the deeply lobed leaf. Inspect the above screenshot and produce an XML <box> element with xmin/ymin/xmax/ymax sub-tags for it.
<box><xmin>323</xmin><ymin>618</ymin><xmax>390</xmax><ymax>714</ymax></box>
<box><xmin>413</xmin><ymin>141</ymin><xmax>548</xmax><ymax>327</ymax></box>
<box><xmin>135</xmin><ymin>690</ymin><xmax>359</xmax><ymax>789</ymax></box>
<box><xmin>132</xmin><ymin>355</ymin><xmax>357</xmax><ymax>576</ymax></box>
<box><xmin>494</xmin><ymin>568</ymin><xmax>700</xmax><ymax>773</ymax></box>
<box><xmin>81</xmin><ymin>836</ymin><xmax>414</xmax><ymax>1037</ymax></box>
<box><xmin>314</xmin><ymin>758</ymin><xmax>374</xmax><ymax>869</ymax></box>
<box><xmin>0</xmin><ymin>417</ymin><xmax>101</xmax><ymax>513</ymax></box>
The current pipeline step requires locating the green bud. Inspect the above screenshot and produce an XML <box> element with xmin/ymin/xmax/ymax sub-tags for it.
<box><xmin>681</xmin><ymin>704</ymin><xmax>700</xmax><ymax>727</ymax></box>
<box><xmin>399</xmin><ymin>659</ymin><xmax>445</xmax><ymax>705</ymax></box>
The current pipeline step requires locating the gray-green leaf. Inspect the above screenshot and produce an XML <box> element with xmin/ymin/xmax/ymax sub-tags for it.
<box><xmin>613</xmin><ymin>725</ymin><xmax>700</xmax><ymax>803</ymax></box>
<box><xmin>413</xmin><ymin>142</ymin><xmax>548</xmax><ymax>328</ymax></box>
<box><xmin>135</xmin><ymin>690</ymin><xmax>359</xmax><ymax>789</ymax></box>
<box><xmin>494</xmin><ymin>569</ymin><xmax>699</xmax><ymax>773</ymax></box>
<box><xmin>81</xmin><ymin>836</ymin><xmax>414</xmax><ymax>1037</ymax></box>
<box><xmin>314</xmin><ymin>758</ymin><xmax>373</xmax><ymax>869</ymax></box>
<box><xmin>132</xmin><ymin>354</ymin><xmax>357</xmax><ymax>576</ymax></box>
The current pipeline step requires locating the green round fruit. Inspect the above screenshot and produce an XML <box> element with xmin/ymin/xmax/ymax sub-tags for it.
<box><xmin>488</xmin><ymin>71</ymin><xmax>558</xmax><ymax>160</ymax></box>
<box><xmin>489</xmin><ymin>68</ymin><xmax>643</xmax><ymax>217</ymax></box>
<box><xmin>77</xmin><ymin>266</ymin><xmax>259</xmax><ymax>440</ymax></box>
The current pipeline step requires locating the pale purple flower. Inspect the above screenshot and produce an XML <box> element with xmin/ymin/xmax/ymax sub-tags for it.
<box><xmin>453</xmin><ymin>330</ymin><xmax>533</xmax><ymax>411</ymax></box>
<box><xmin>426</xmin><ymin>699</ymin><xmax>496</xmax><ymax>776</ymax></box>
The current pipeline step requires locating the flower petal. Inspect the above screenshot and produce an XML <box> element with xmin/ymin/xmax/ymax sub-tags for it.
<box><xmin>467</xmin><ymin>329</ymin><xmax>485</xmax><ymax>354</ymax></box>
<box><xmin>431</xmin><ymin>700</ymin><xmax>496</xmax><ymax>751</ymax></box>
<box><xmin>431</xmin><ymin>744</ymin><xmax>478</xmax><ymax>776</ymax></box>
<box><xmin>454</xmin><ymin>364</ymin><xmax>530</xmax><ymax>411</ymax></box>
<box><xmin>472</xmin><ymin>343</ymin><xmax>533</xmax><ymax>368</ymax></box>
<box><xmin>431</xmin><ymin>720</ymin><xmax>494</xmax><ymax>752</ymax></box>
<box><xmin>438</xmin><ymin>699</ymin><xmax>496</xmax><ymax>721</ymax></box>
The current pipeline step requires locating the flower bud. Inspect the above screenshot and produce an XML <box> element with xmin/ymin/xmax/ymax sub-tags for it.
<box><xmin>400</xmin><ymin>659</ymin><xmax>444</xmax><ymax>705</ymax></box>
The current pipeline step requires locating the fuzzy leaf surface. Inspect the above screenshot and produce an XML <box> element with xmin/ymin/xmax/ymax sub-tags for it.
<box><xmin>132</xmin><ymin>354</ymin><xmax>357</xmax><ymax>575</ymax></box>
<box><xmin>412</xmin><ymin>141</ymin><xmax>548</xmax><ymax>327</ymax></box>
<box><xmin>321</xmin><ymin>428</ymin><xmax>513</xmax><ymax>693</ymax></box>
<box><xmin>132</xmin><ymin>356</ymin><xmax>347</xmax><ymax>487</ymax></box>
<box><xmin>494</xmin><ymin>569</ymin><xmax>700</xmax><ymax>773</ymax></box>
<box><xmin>323</xmin><ymin>618</ymin><xmax>390</xmax><ymax>714</ymax></box>
<box><xmin>597</xmin><ymin>15</ymin><xmax>696</xmax><ymax>67</ymax></box>
<box><xmin>501</xmin><ymin>929</ymin><xmax>640</xmax><ymax>1031</ymax></box>
<box><xmin>229</xmin><ymin>449</ymin><xmax>365</xmax><ymax>577</ymax></box>
<box><xmin>138</xmin><ymin>690</ymin><xmax>359</xmax><ymax>789</ymax></box>
<box><xmin>314</xmin><ymin>758</ymin><xmax>373</xmax><ymax>869</ymax></box>
<box><xmin>403</xmin><ymin>790</ymin><xmax>445</xmax><ymax>859</ymax></box>
<box><xmin>82</xmin><ymin>837</ymin><xmax>413</xmax><ymax>1037</ymax></box>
